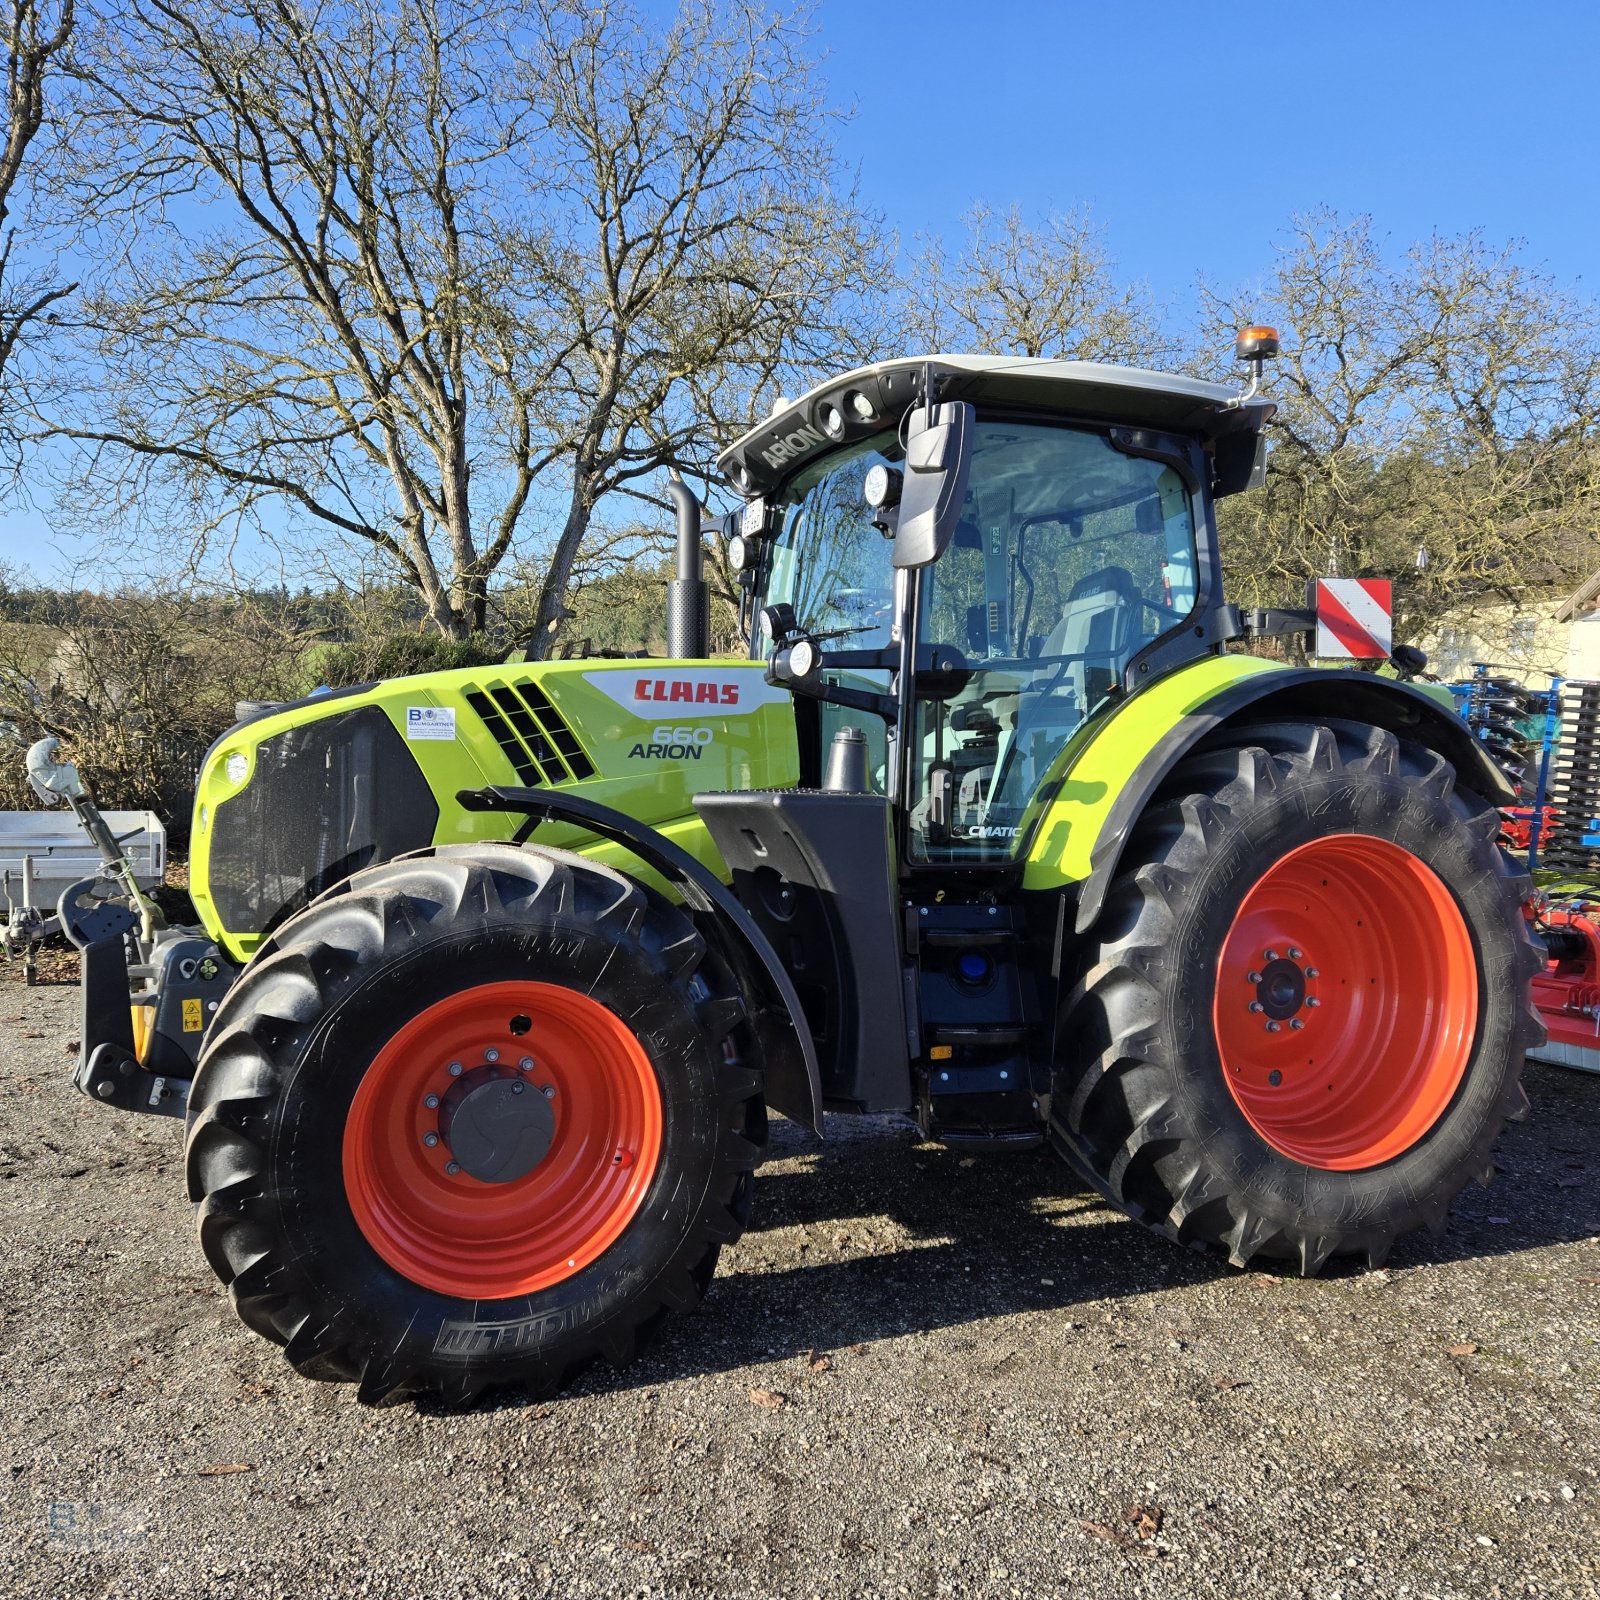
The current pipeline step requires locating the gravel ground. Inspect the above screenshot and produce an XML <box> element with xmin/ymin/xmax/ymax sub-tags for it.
<box><xmin>2</xmin><ymin>970</ymin><xmax>1598</xmax><ymax>1599</ymax></box>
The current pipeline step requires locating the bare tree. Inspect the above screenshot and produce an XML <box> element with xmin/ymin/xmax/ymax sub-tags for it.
<box><xmin>1401</xmin><ymin>229</ymin><xmax>1600</xmax><ymax>610</ymax></box>
<box><xmin>49</xmin><ymin>0</ymin><xmax>535</xmax><ymax>634</ymax></box>
<box><xmin>495</xmin><ymin>0</ymin><xmax>888</xmax><ymax>650</ymax></box>
<box><xmin>1198</xmin><ymin>210</ymin><xmax>1428</xmax><ymax>605</ymax></box>
<box><xmin>0</xmin><ymin>1</ymin><xmax>74</xmax><ymax>386</ymax></box>
<box><xmin>904</xmin><ymin>203</ymin><xmax>1169</xmax><ymax>365</ymax></box>
<box><xmin>0</xmin><ymin>575</ymin><xmax>311</xmax><ymax>827</ymax></box>
<box><xmin>1200</xmin><ymin>209</ymin><xmax>1600</xmax><ymax>637</ymax></box>
<box><xmin>45</xmin><ymin>0</ymin><xmax>886</xmax><ymax>646</ymax></box>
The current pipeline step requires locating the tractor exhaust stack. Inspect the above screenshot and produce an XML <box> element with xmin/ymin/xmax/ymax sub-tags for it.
<box><xmin>665</xmin><ymin>474</ymin><xmax>709</xmax><ymax>659</ymax></box>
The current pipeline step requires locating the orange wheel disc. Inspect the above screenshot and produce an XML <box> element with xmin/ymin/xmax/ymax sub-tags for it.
<box><xmin>341</xmin><ymin>980</ymin><xmax>663</xmax><ymax>1298</ymax></box>
<box><xmin>1212</xmin><ymin>835</ymin><xmax>1478</xmax><ymax>1170</ymax></box>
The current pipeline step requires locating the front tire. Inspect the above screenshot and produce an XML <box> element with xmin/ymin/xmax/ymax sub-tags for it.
<box><xmin>1051</xmin><ymin>720</ymin><xmax>1542</xmax><ymax>1274</ymax></box>
<box><xmin>184</xmin><ymin>843</ymin><xmax>765</xmax><ymax>1404</ymax></box>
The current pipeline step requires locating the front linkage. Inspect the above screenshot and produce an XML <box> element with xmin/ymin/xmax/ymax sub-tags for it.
<box><xmin>21</xmin><ymin>738</ymin><xmax>234</xmax><ymax>1121</ymax></box>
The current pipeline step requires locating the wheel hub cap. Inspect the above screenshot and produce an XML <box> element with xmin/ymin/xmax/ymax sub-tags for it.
<box><xmin>1255</xmin><ymin>956</ymin><xmax>1310</xmax><ymax>1021</ymax></box>
<box><xmin>438</xmin><ymin>1066</ymin><xmax>556</xmax><ymax>1184</ymax></box>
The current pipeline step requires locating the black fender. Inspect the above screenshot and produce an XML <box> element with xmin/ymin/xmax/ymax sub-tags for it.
<box><xmin>457</xmin><ymin>785</ymin><xmax>823</xmax><ymax>1135</ymax></box>
<box><xmin>1075</xmin><ymin>669</ymin><xmax>1512</xmax><ymax>934</ymax></box>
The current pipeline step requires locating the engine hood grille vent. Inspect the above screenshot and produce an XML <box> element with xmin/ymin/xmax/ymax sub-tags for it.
<box><xmin>464</xmin><ymin>680</ymin><xmax>595</xmax><ymax>786</ymax></box>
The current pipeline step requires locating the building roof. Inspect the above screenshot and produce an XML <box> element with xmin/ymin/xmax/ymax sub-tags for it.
<box><xmin>1556</xmin><ymin>565</ymin><xmax>1600</xmax><ymax>623</ymax></box>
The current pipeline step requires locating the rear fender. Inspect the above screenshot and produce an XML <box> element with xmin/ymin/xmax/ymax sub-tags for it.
<box><xmin>1022</xmin><ymin>661</ymin><xmax>1511</xmax><ymax>934</ymax></box>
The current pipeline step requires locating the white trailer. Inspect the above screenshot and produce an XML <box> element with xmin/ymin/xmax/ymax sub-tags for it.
<box><xmin>0</xmin><ymin>806</ymin><xmax>166</xmax><ymax>978</ymax></box>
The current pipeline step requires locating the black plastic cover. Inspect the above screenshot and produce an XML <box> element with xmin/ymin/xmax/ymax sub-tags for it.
<box><xmin>892</xmin><ymin>400</ymin><xmax>976</xmax><ymax>570</ymax></box>
<box><xmin>695</xmin><ymin>789</ymin><xmax>911</xmax><ymax>1113</ymax></box>
<box><xmin>208</xmin><ymin>706</ymin><xmax>439</xmax><ymax>936</ymax></box>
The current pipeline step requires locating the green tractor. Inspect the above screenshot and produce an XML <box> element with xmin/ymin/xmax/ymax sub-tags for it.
<box><xmin>47</xmin><ymin>335</ymin><xmax>1540</xmax><ymax>1403</ymax></box>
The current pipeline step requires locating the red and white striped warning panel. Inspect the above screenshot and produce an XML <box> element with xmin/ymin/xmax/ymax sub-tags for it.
<box><xmin>1314</xmin><ymin>579</ymin><xmax>1392</xmax><ymax>660</ymax></box>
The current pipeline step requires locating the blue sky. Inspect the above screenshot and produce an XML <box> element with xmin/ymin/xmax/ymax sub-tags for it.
<box><xmin>819</xmin><ymin>0</ymin><xmax>1600</xmax><ymax>308</ymax></box>
<box><xmin>5</xmin><ymin>0</ymin><xmax>1598</xmax><ymax>578</ymax></box>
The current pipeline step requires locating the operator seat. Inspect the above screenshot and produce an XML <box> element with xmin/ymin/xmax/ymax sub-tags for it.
<box><xmin>985</xmin><ymin>564</ymin><xmax>1143</xmax><ymax>814</ymax></box>
<box><xmin>1040</xmin><ymin>564</ymin><xmax>1141</xmax><ymax>707</ymax></box>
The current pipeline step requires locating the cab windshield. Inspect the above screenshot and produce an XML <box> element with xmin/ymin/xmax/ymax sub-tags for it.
<box><xmin>763</xmin><ymin>417</ymin><xmax>1200</xmax><ymax>863</ymax></box>
<box><xmin>764</xmin><ymin>429</ymin><xmax>901</xmax><ymax>651</ymax></box>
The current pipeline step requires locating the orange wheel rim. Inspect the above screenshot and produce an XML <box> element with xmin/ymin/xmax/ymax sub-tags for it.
<box><xmin>341</xmin><ymin>980</ymin><xmax>663</xmax><ymax>1298</ymax></box>
<box><xmin>1212</xmin><ymin>835</ymin><xmax>1477</xmax><ymax>1170</ymax></box>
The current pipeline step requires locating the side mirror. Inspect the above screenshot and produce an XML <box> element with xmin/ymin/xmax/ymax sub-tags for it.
<box><xmin>891</xmin><ymin>400</ymin><xmax>975</xmax><ymax>569</ymax></box>
<box><xmin>1213</xmin><ymin>430</ymin><xmax>1267</xmax><ymax>498</ymax></box>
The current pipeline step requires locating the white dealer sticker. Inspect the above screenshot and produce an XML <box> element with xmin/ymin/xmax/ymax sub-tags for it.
<box><xmin>405</xmin><ymin>706</ymin><xmax>457</xmax><ymax>741</ymax></box>
<box><xmin>582</xmin><ymin>668</ymin><xmax>789</xmax><ymax>716</ymax></box>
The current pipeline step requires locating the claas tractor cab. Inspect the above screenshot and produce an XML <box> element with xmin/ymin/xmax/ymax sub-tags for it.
<box><xmin>36</xmin><ymin>335</ymin><xmax>1540</xmax><ymax>1405</ymax></box>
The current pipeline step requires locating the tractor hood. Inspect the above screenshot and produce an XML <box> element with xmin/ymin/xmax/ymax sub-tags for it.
<box><xmin>188</xmin><ymin>660</ymin><xmax>800</xmax><ymax>961</ymax></box>
<box><xmin>718</xmin><ymin>353</ymin><xmax>1276</xmax><ymax>498</ymax></box>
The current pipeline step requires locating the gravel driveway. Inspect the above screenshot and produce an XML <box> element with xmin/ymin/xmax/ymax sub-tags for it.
<box><xmin>2</xmin><ymin>972</ymin><xmax>1597</xmax><ymax>1599</ymax></box>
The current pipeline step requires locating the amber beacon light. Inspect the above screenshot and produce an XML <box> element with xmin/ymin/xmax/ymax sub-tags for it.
<box><xmin>1235</xmin><ymin>325</ymin><xmax>1281</xmax><ymax>362</ymax></box>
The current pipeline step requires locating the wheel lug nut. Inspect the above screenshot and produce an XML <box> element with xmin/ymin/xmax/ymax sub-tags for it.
<box><xmin>422</xmin><ymin>1131</ymin><xmax>440</xmax><ymax>1148</ymax></box>
<box><xmin>484</xmin><ymin>1048</ymin><xmax>500</xmax><ymax>1063</ymax></box>
<box><xmin>1266</xmin><ymin>1021</ymin><xmax>1281</xmax><ymax>1033</ymax></box>
<box><xmin>511</xmin><ymin>1080</ymin><xmax>525</xmax><ymax>1095</ymax></box>
<box><xmin>1290</xmin><ymin>1018</ymin><xmax>1305</xmax><ymax>1031</ymax></box>
<box><xmin>447</xmin><ymin>1061</ymin><xmax>463</xmax><ymax>1077</ymax></box>
<box><xmin>1248</xmin><ymin>1001</ymin><xmax>1264</xmax><ymax>1014</ymax></box>
<box><xmin>1287</xmin><ymin>948</ymin><xmax>1303</xmax><ymax>961</ymax></box>
<box><xmin>1264</xmin><ymin>948</ymin><xmax>1278</xmax><ymax>961</ymax></box>
<box><xmin>1268</xmin><ymin>1069</ymin><xmax>1282</xmax><ymax>1086</ymax></box>
<box><xmin>445</xmin><ymin>1161</ymin><xmax>461</xmax><ymax>1176</ymax></box>
<box><xmin>1307</xmin><ymin>997</ymin><xmax>1321</xmax><ymax>1008</ymax></box>
<box><xmin>424</xmin><ymin>1093</ymin><xmax>440</xmax><ymax>1110</ymax></box>
<box><xmin>1247</xmin><ymin>971</ymin><xmax>1263</xmax><ymax>984</ymax></box>
<box><xmin>1305</xmin><ymin>967</ymin><xmax>1319</xmax><ymax>979</ymax></box>
<box><xmin>518</xmin><ymin>1057</ymin><xmax>534</xmax><ymax>1072</ymax></box>
<box><xmin>541</xmin><ymin>1083</ymin><xmax>556</xmax><ymax>1099</ymax></box>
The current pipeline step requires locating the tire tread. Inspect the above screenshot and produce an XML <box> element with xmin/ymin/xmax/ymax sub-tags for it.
<box><xmin>1051</xmin><ymin>720</ymin><xmax>1541</xmax><ymax>1274</ymax></box>
<box><xmin>184</xmin><ymin>842</ymin><xmax>766</xmax><ymax>1404</ymax></box>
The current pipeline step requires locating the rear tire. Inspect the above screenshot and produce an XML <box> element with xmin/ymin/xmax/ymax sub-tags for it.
<box><xmin>184</xmin><ymin>843</ymin><xmax>765</xmax><ymax>1404</ymax></box>
<box><xmin>1051</xmin><ymin>720</ymin><xmax>1542</xmax><ymax>1274</ymax></box>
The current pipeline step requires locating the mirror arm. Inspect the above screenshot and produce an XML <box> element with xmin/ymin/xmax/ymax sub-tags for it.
<box><xmin>779</xmin><ymin>676</ymin><xmax>898</xmax><ymax>723</ymax></box>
